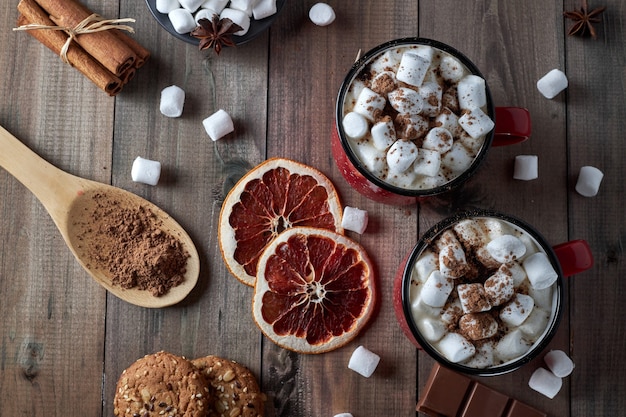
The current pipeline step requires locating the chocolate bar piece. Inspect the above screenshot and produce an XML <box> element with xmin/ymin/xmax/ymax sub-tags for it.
<box><xmin>417</xmin><ymin>364</ymin><xmax>547</xmax><ymax>417</ymax></box>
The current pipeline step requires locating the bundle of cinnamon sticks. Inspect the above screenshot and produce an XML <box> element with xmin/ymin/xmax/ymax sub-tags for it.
<box><xmin>15</xmin><ymin>0</ymin><xmax>150</xmax><ymax>96</ymax></box>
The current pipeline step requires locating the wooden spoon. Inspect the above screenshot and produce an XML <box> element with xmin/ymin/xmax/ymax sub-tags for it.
<box><xmin>0</xmin><ymin>125</ymin><xmax>199</xmax><ymax>308</ymax></box>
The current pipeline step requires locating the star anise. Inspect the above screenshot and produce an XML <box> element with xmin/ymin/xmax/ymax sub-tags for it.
<box><xmin>564</xmin><ymin>0</ymin><xmax>606</xmax><ymax>39</ymax></box>
<box><xmin>190</xmin><ymin>14</ymin><xmax>243</xmax><ymax>55</ymax></box>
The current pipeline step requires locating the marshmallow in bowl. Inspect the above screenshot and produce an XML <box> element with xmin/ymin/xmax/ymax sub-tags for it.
<box><xmin>157</xmin><ymin>0</ymin><xmax>181</xmax><ymax>14</ymax></box>
<box><xmin>341</xmin><ymin>206</ymin><xmax>369</xmax><ymax>234</ymax></box>
<box><xmin>500</xmin><ymin>293</ymin><xmax>534</xmax><ymax>327</ymax></box>
<box><xmin>168</xmin><ymin>8</ymin><xmax>197</xmax><ymax>33</ymax></box>
<box><xmin>421</xmin><ymin>271</ymin><xmax>454</xmax><ymax>307</ymax></box>
<box><xmin>523</xmin><ymin>252</ymin><xmax>558</xmax><ymax>290</ymax></box>
<box><xmin>220</xmin><ymin>8</ymin><xmax>250</xmax><ymax>35</ymax></box>
<box><xmin>203</xmin><ymin>0</ymin><xmax>229</xmax><ymax>12</ymax></box>
<box><xmin>396</xmin><ymin>51</ymin><xmax>431</xmax><ymax>87</ymax></box>
<box><xmin>195</xmin><ymin>7</ymin><xmax>219</xmax><ymax>23</ymax></box>
<box><xmin>529</xmin><ymin>367</ymin><xmax>563</xmax><ymax>399</ymax></box>
<box><xmin>457</xmin><ymin>74</ymin><xmax>487</xmax><ymax>110</ymax></box>
<box><xmin>458</xmin><ymin>107</ymin><xmax>495</xmax><ymax>139</ymax></box>
<box><xmin>179</xmin><ymin>0</ymin><xmax>204</xmax><ymax>12</ymax></box>
<box><xmin>486</xmin><ymin>235</ymin><xmax>527</xmax><ymax>264</ymax></box>
<box><xmin>354</xmin><ymin>87</ymin><xmax>386</xmax><ymax>121</ymax></box>
<box><xmin>575</xmin><ymin>165</ymin><xmax>604</xmax><ymax>197</ymax></box>
<box><xmin>537</xmin><ymin>69</ymin><xmax>568</xmax><ymax>99</ymax></box>
<box><xmin>437</xmin><ymin>332</ymin><xmax>475</xmax><ymax>363</ymax></box>
<box><xmin>203</xmin><ymin>109</ymin><xmax>234</xmax><ymax>141</ymax></box>
<box><xmin>387</xmin><ymin>140</ymin><xmax>418</xmax><ymax>173</ymax></box>
<box><xmin>253</xmin><ymin>0</ymin><xmax>277</xmax><ymax>20</ymax></box>
<box><xmin>131</xmin><ymin>157</ymin><xmax>161</xmax><ymax>186</ymax></box>
<box><xmin>370</xmin><ymin>118</ymin><xmax>396</xmax><ymax>150</ymax></box>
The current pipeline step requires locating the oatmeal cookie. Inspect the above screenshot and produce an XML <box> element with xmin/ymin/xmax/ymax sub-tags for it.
<box><xmin>192</xmin><ymin>355</ymin><xmax>266</xmax><ymax>417</ymax></box>
<box><xmin>114</xmin><ymin>351</ymin><xmax>210</xmax><ymax>417</ymax></box>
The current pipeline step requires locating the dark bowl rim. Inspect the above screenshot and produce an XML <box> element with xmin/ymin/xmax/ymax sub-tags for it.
<box><xmin>334</xmin><ymin>37</ymin><xmax>496</xmax><ymax>197</ymax></box>
<box><xmin>401</xmin><ymin>209</ymin><xmax>565</xmax><ymax>376</ymax></box>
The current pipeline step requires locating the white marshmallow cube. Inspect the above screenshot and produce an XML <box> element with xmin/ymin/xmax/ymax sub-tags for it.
<box><xmin>508</xmin><ymin>262</ymin><xmax>528</xmax><ymax>287</ymax></box>
<box><xmin>457</xmin><ymin>283</ymin><xmax>491</xmax><ymax>314</ymax></box>
<box><xmin>413</xmin><ymin>249</ymin><xmax>438</xmax><ymax>282</ymax></box>
<box><xmin>422</xmin><ymin>127</ymin><xmax>453</xmax><ymax>153</ymax></box>
<box><xmin>203</xmin><ymin>109</ymin><xmax>234</xmax><ymax>141</ymax></box>
<box><xmin>179</xmin><ymin>0</ymin><xmax>204</xmax><ymax>13</ymax></box>
<box><xmin>434</xmin><ymin>107</ymin><xmax>462</xmax><ymax>137</ymax></box>
<box><xmin>202</xmin><ymin>0</ymin><xmax>228</xmax><ymax>12</ymax></box>
<box><xmin>486</xmin><ymin>235</ymin><xmax>527</xmax><ymax>264</ymax></box>
<box><xmin>527</xmin><ymin>285</ymin><xmax>554</xmax><ymax>311</ymax></box>
<box><xmin>156</xmin><ymin>0</ymin><xmax>180</xmax><ymax>14</ymax></box>
<box><xmin>495</xmin><ymin>329</ymin><xmax>530</xmax><ymax>361</ymax></box>
<box><xmin>387</xmin><ymin>139</ymin><xmax>418</xmax><ymax>174</ymax></box>
<box><xmin>441</xmin><ymin>142</ymin><xmax>474</xmax><ymax>173</ymax></box>
<box><xmin>537</xmin><ymin>69</ymin><xmax>568</xmax><ymax>99</ymax></box>
<box><xmin>229</xmin><ymin>0</ymin><xmax>255</xmax><ymax>16</ymax></box>
<box><xmin>353</xmin><ymin>87</ymin><xmax>386</xmax><ymax>121</ymax></box>
<box><xmin>333</xmin><ymin>414</ymin><xmax>353</xmax><ymax>417</ymax></box>
<box><xmin>529</xmin><ymin>367</ymin><xmax>563</xmax><ymax>399</ymax></box>
<box><xmin>341</xmin><ymin>206</ymin><xmax>368</xmax><ymax>234</ymax></box>
<box><xmin>220</xmin><ymin>8</ymin><xmax>250</xmax><ymax>35</ymax></box>
<box><xmin>523</xmin><ymin>252</ymin><xmax>558</xmax><ymax>290</ymax></box>
<box><xmin>419</xmin><ymin>82</ymin><xmax>443</xmax><ymax>116</ymax></box>
<box><xmin>370</xmin><ymin>118</ymin><xmax>396</xmax><ymax>150</ymax></box>
<box><xmin>575</xmin><ymin>166</ymin><xmax>604</xmax><ymax>197</ymax></box>
<box><xmin>544</xmin><ymin>350</ymin><xmax>575</xmax><ymax>377</ymax></box>
<box><xmin>519</xmin><ymin>308</ymin><xmax>550</xmax><ymax>339</ymax></box>
<box><xmin>421</xmin><ymin>270</ymin><xmax>454</xmax><ymax>307</ymax></box>
<box><xmin>396</xmin><ymin>51</ymin><xmax>431</xmax><ymax>87</ymax></box>
<box><xmin>159</xmin><ymin>85</ymin><xmax>185</xmax><ymax>118</ymax></box>
<box><xmin>439</xmin><ymin>55</ymin><xmax>465</xmax><ymax>83</ymax></box>
<box><xmin>464</xmin><ymin>343</ymin><xmax>494</xmax><ymax>369</ymax></box>
<box><xmin>413</xmin><ymin>148</ymin><xmax>441</xmax><ymax>177</ymax></box>
<box><xmin>417</xmin><ymin>317</ymin><xmax>447</xmax><ymax>342</ymax></box>
<box><xmin>308</xmin><ymin>2</ymin><xmax>335</xmax><ymax>26</ymax></box>
<box><xmin>484</xmin><ymin>266</ymin><xmax>515</xmax><ymax>306</ymax></box>
<box><xmin>342</xmin><ymin>112</ymin><xmax>369</xmax><ymax>140</ymax></box>
<box><xmin>388</xmin><ymin>87</ymin><xmax>423</xmax><ymax>115</ymax></box>
<box><xmin>438</xmin><ymin>242</ymin><xmax>468</xmax><ymax>279</ymax></box>
<box><xmin>437</xmin><ymin>332</ymin><xmax>476</xmax><ymax>363</ymax></box>
<box><xmin>168</xmin><ymin>8</ymin><xmax>197</xmax><ymax>34</ymax></box>
<box><xmin>459</xmin><ymin>313</ymin><xmax>498</xmax><ymax>340</ymax></box>
<box><xmin>348</xmin><ymin>346</ymin><xmax>380</xmax><ymax>378</ymax></box>
<box><xmin>459</xmin><ymin>107</ymin><xmax>495</xmax><ymax>139</ymax></box>
<box><xmin>514</xmin><ymin>155</ymin><xmax>539</xmax><ymax>180</ymax></box>
<box><xmin>457</xmin><ymin>74</ymin><xmax>487</xmax><ymax>110</ymax></box>
<box><xmin>354</xmin><ymin>144</ymin><xmax>386</xmax><ymax>174</ymax></box>
<box><xmin>195</xmin><ymin>7</ymin><xmax>219</xmax><ymax>24</ymax></box>
<box><xmin>131</xmin><ymin>157</ymin><xmax>161</xmax><ymax>186</ymax></box>
<box><xmin>500</xmin><ymin>293</ymin><xmax>535</xmax><ymax>327</ymax></box>
<box><xmin>252</xmin><ymin>0</ymin><xmax>277</xmax><ymax>20</ymax></box>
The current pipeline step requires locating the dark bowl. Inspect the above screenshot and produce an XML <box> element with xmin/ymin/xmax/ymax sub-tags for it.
<box><xmin>145</xmin><ymin>0</ymin><xmax>286</xmax><ymax>46</ymax></box>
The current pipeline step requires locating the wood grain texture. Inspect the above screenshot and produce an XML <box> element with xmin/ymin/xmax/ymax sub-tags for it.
<box><xmin>1</xmin><ymin>0</ymin><xmax>624</xmax><ymax>416</ymax></box>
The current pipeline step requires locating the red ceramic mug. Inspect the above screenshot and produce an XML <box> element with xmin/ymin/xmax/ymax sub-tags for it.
<box><xmin>332</xmin><ymin>38</ymin><xmax>532</xmax><ymax>206</ymax></box>
<box><xmin>392</xmin><ymin>210</ymin><xmax>593</xmax><ymax>376</ymax></box>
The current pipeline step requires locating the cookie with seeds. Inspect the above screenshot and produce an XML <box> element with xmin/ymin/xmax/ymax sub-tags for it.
<box><xmin>114</xmin><ymin>351</ymin><xmax>211</xmax><ymax>417</ymax></box>
<box><xmin>192</xmin><ymin>355</ymin><xmax>266</xmax><ymax>417</ymax></box>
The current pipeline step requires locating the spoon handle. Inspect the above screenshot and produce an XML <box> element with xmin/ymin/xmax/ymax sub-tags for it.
<box><xmin>0</xmin><ymin>125</ymin><xmax>82</xmax><ymax>217</ymax></box>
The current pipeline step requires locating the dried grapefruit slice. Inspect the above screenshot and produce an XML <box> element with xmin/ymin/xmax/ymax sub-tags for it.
<box><xmin>219</xmin><ymin>158</ymin><xmax>343</xmax><ymax>286</ymax></box>
<box><xmin>252</xmin><ymin>227</ymin><xmax>376</xmax><ymax>354</ymax></box>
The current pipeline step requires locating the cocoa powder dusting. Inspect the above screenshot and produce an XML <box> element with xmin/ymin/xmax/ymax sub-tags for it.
<box><xmin>75</xmin><ymin>192</ymin><xmax>189</xmax><ymax>296</ymax></box>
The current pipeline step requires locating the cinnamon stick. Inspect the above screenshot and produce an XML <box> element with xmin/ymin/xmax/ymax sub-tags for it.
<box><xmin>17</xmin><ymin>0</ymin><xmax>122</xmax><ymax>96</ymax></box>
<box><xmin>114</xmin><ymin>31</ymin><xmax>150</xmax><ymax>69</ymax></box>
<box><xmin>33</xmin><ymin>0</ymin><xmax>137</xmax><ymax>76</ymax></box>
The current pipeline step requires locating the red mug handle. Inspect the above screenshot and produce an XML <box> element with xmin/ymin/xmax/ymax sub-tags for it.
<box><xmin>493</xmin><ymin>107</ymin><xmax>532</xmax><ymax>146</ymax></box>
<box><xmin>553</xmin><ymin>239</ymin><xmax>594</xmax><ymax>277</ymax></box>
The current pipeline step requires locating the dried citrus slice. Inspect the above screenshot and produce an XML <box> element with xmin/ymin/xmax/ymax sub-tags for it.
<box><xmin>219</xmin><ymin>158</ymin><xmax>343</xmax><ymax>286</ymax></box>
<box><xmin>252</xmin><ymin>227</ymin><xmax>376</xmax><ymax>354</ymax></box>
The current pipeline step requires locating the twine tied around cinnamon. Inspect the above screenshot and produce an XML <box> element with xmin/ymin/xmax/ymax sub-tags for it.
<box><xmin>13</xmin><ymin>13</ymin><xmax>135</xmax><ymax>64</ymax></box>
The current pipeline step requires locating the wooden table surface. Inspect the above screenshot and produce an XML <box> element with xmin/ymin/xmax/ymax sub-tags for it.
<box><xmin>1</xmin><ymin>1</ymin><xmax>624</xmax><ymax>416</ymax></box>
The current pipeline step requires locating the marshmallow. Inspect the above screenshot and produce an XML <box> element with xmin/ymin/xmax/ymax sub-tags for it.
<box><xmin>252</xmin><ymin>0</ymin><xmax>277</xmax><ymax>20</ymax></box>
<box><xmin>341</xmin><ymin>206</ymin><xmax>368</xmax><ymax>234</ymax></box>
<box><xmin>519</xmin><ymin>308</ymin><xmax>550</xmax><ymax>339</ymax></box>
<box><xmin>529</xmin><ymin>367</ymin><xmax>562</xmax><ymax>399</ymax></box>
<box><xmin>396</xmin><ymin>113</ymin><xmax>429</xmax><ymax>140</ymax></box>
<box><xmin>333</xmin><ymin>414</ymin><xmax>353</xmax><ymax>417</ymax></box>
<box><xmin>131</xmin><ymin>157</ymin><xmax>161</xmax><ymax>186</ymax></box>
<box><xmin>434</xmin><ymin>107</ymin><xmax>462</xmax><ymax>137</ymax></box>
<box><xmin>353</xmin><ymin>87</ymin><xmax>386</xmax><ymax>121</ymax></box>
<box><xmin>229</xmin><ymin>0</ymin><xmax>255</xmax><ymax>16</ymax></box>
<box><xmin>537</xmin><ymin>69</ymin><xmax>568</xmax><ymax>99</ymax></box>
<box><xmin>527</xmin><ymin>285</ymin><xmax>554</xmax><ymax>311</ymax></box>
<box><xmin>387</xmin><ymin>139</ymin><xmax>418</xmax><ymax>173</ymax></box>
<box><xmin>421</xmin><ymin>270</ymin><xmax>454</xmax><ymax>308</ymax></box>
<box><xmin>484</xmin><ymin>265</ymin><xmax>515</xmax><ymax>306</ymax></box>
<box><xmin>486</xmin><ymin>235</ymin><xmax>527</xmax><ymax>264</ymax></box>
<box><xmin>348</xmin><ymin>346</ymin><xmax>380</xmax><ymax>378</ymax></box>
<box><xmin>371</xmin><ymin>71</ymin><xmax>397</xmax><ymax>95</ymax></box>
<box><xmin>441</xmin><ymin>142</ymin><xmax>474</xmax><ymax>173</ymax></box>
<box><xmin>437</xmin><ymin>231</ymin><xmax>468</xmax><ymax>278</ymax></box>
<box><xmin>387</xmin><ymin>170</ymin><xmax>418</xmax><ymax>191</ymax></box>
<box><xmin>354</xmin><ymin>143</ymin><xmax>386</xmax><ymax>175</ymax></box>
<box><xmin>458</xmin><ymin>107</ymin><xmax>495</xmax><ymax>139</ymax></box>
<box><xmin>463</xmin><ymin>343</ymin><xmax>494</xmax><ymax>368</ymax></box>
<box><xmin>202</xmin><ymin>0</ymin><xmax>228</xmax><ymax>13</ymax></box>
<box><xmin>481</xmin><ymin>218</ymin><xmax>512</xmax><ymax>239</ymax></box>
<box><xmin>417</xmin><ymin>317</ymin><xmax>447</xmax><ymax>342</ymax></box>
<box><xmin>544</xmin><ymin>350</ymin><xmax>575</xmax><ymax>377</ymax></box>
<box><xmin>439</xmin><ymin>55</ymin><xmax>465</xmax><ymax>83</ymax></box>
<box><xmin>575</xmin><ymin>166</ymin><xmax>604</xmax><ymax>197</ymax></box>
<box><xmin>441</xmin><ymin>298</ymin><xmax>463</xmax><ymax>325</ymax></box>
<box><xmin>500</xmin><ymin>293</ymin><xmax>534</xmax><ymax>327</ymax></box>
<box><xmin>458</xmin><ymin>131</ymin><xmax>484</xmax><ymax>153</ymax></box>
<box><xmin>220</xmin><ymin>8</ymin><xmax>250</xmax><ymax>35</ymax></box>
<box><xmin>156</xmin><ymin>0</ymin><xmax>180</xmax><ymax>14</ymax></box>
<box><xmin>413</xmin><ymin>148</ymin><xmax>441</xmax><ymax>177</ymax></box>
<box><xmin>396</xmin><ymin>51</ymin><xmax>431</xmax><ymax>87</ymax></box>
<box><xmin>508</xmin><ymin>262</ymin><xmax>528</xmax><ymax>287</ymax></box>
<box><xmin>179</xmin><ymin>0</ymin><xmax>204</xmax><ymax>12</ymax></box>
<box><xmin>459</xmin><ymin>312</ymin><xmax>498</xmax><ymax>340</ymax></box>
<box><xmin>453</xmin><ymin>219</ymin><xmax>487</xmax><ymax>247</ymax></box>
<box><xmin>413</xmin><ymin>249</ymin><xmax>438</xmax><ymax>282</ymax></box>
<box><xmin>419</xmin><ymin>82</ymin><xmax>443</xmax><ymax>116</ymax></box>
<box><xmin>388</xmin><ymin>87</ymin><xmax>423</xmax><ymax>115</ymax></box>
<box><xmin>203</xmin><ymin>109</ymin><xmax>234</xmax><ymax>141</ymax></box>
<box><xmin>422</xmin><ymin>127</ymin><xmax>453</xmax><ymax>153</ymax></box>
<box><xmin>168</xmin><ymin>8</ymin><xmax>197</xmax><ymax>34</ymax></box>
<box><xmin>159</xmin><ymin>85</ymin><xmax>185</xmax><ymax>118</ymax></box>
<box><xmin>437</xmin><ymin>332</ymin><xmax>476</xmax><ymax>363</ymax></box>
<box><xmin>308</xmin><ymin>2</ymin><xmax>335</xmax><ymax>26</ymax></box>
<box><xmin>457</xmin><ymin>284</ymin><xmax>491</xmax><ymax>314</ymax></box>
<box><xmin>342</xmin><ymin>112</ymin><xmax>369</xmax><ymax>140</ymax></box>
<box><xmin>495</xmin><ymin>329</ymin><xmax>530</xmax><ymax>361</ymax></box>
<box><xmin>523</xmin><ymin>252</ymin><xmax>558</xmax><ymax>290</ymax></box>
<box><xmin>457</xmin><ymin>74</ymin><xmax>487</xmax><ymax>110</ymax></box>
<box><xmin>513</xmin><ymin>155</ymin><xmax>539</xmax><ymax>181</ymax></box>
<box><xmin>370</xmin><ymin>118</ymin><xmax>396</xmax><ymax>150</ymax></box>
<box><xmin>195</xmin><ymin>7</ymin><xmax>219</xmax><ymax>24</ymax></box>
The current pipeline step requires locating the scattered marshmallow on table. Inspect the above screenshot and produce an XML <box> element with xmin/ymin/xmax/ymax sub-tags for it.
<box><xmin>348</xmin><ymin>346</ymin><xmax>380</xmax><ymax>378</ymax></box>
<box><xmin>333</xmin><ymin>414</ymin><xmax>353</xmax><ymax>417</ymax></box>
<box><xmin>513</xmin><ymin>155</ymin><xmax>538</xmax><ymax>180</ymax></box>
<box><xmin>544</xmin><ymin>350</ymin><xmax>575</xmax><ymax>378</ymax></box>
<box><xmin>160</xmin><ymin>85</ymin><xmax>185</xmax><ymax>118</ymax></box>
<box><xmin>575</xmin><ymin>166</ymin><xmax>604</xmax><ymax>197</ymax></box>
<box><xmin>131</xmin><ymin>157</ymin><xmax>162</xmax><ymax>186</ymax></box>
<box><xmin>168</xmin><ymin>8</ymin><xmax>197</xmax><ymax>34</ymax></box>
<box><xmin>203</xmin><ymin>109</ymin><xmax>234</xmax><ymax>141</ymax></box>
<box><xmin>341</xmin><ymin>206</ymin><xmax>368</xmax><ymax>234</ymax></box>
<box><xmin>529</xmin><ymin>367</ymin><xmax>563</xmax><ymax>399</ymax></box>
<box><xmin>309</xmin><ymin>3</ymin><xmax>335</xmax><ymax>26</ymax></box>
<box><xmin>537</xmin><ymin>69</ymin><xmax>568</xmax><ymax>99</ymax></box>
